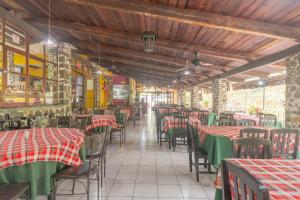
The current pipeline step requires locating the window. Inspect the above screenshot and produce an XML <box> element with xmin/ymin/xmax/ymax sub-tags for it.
<box><xmin>29</xmin><ymin>39</ymin><xmax>44</xmax><ymax>59</ymax></box>
<box><xmin>72</xmin><ymin>70</ymin><xmax>84</xmax><ymax>110</ymax></box>
<box><xmin>6</xmin><ymin>51</ymin><xmax>26</xmax><ymax>96</ymax></box>
<box><xmin>5</xmin><ymin>23</ymin><xmax>26</xmax><ymax>51</ymax></box>
<box><xmin>46</xmin><ymin>46</ymin><xmax>57</xmax><ymax>63</ymax></box>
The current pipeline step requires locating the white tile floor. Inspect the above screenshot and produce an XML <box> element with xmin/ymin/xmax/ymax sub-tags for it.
<box><xmin>39</xmin><ymin>112</ymin><xmax>216</xmax><ymax>200</ymax></box>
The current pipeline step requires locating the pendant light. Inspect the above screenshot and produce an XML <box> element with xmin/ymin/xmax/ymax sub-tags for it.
<box><xmin>43</xmin><ymin>0</ymin><xmax>57</xmax><ymax>47</ymax></box>
<box><xmin>96</xmin><ymin>44</ymin><xmax>102</xmax><ymax>74</ymax></box>
<box><xmin>142</xmin><ymin>8</ymin><xmax>157</xmax><ymax>53</ymax></box>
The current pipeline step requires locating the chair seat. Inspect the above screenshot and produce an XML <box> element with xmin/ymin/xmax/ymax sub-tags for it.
<box><xmin>55</xmin><ymin>161</ymin><xmax>98</xmax><ymax>178</ymax></box>
<box><xmin>0</xmin><ymin>183</ymin><xmax>29</xmax><ymax>200</ymax></box>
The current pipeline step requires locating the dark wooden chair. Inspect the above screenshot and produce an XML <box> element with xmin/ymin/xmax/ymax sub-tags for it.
<box><xmin>222</xmin><ymin>160</ymin><xmax>270</xmax><ymax>200</ymax></box>
<box><xmin>70</xmin><ymin>117</ymin><xmax>91</xmax><ymax>131</ymax></box>
<box><xmin>219</xmin><ymin>112</ymin><xmax>235</xmax><ymax>120</ymax></box>
<box><xmin>0</xmin><ymin>183</ymin><xmax>30</xmax><ymax>200</ymax></box>
<box><xmin>237</xmin><ymin>119</ymin><xmax>256</xmax><ymax>126</ymax></box>
<box><xmin>270</xmin><ymin>128</ymin><xmax>299</xmax><ymax>159</ymax></box>
<box><xmin>52</xmin><ymin>132</ymin><xmax>101</xmax><ymax>200</ymax></box>
<box><xmin>171</xmin><ymin>115</ymin><xmax>189</xmax><ymax>150</ymax></box>
<box><xmin>58</xmin><ymin>116</ymin><xmax>72</xmax><ymax>128</ymax></box>
<box><xmin>198</xmin><ymin>110</ymin><xmax>209</xmax><ymax>126</ymax></box>
<box><xmin>218</xmin><ymin>118</ymin><xmax>235</xmax><ymax>126</ymax></box>
<box><xmin>187</xmin><ymin>123</ymin><xmax>211</xmax><ymax>181</ymax></box>
<box><xmin>182</xmin><ymin>109</ymin><xmax>193</xmax><ymax>117</ymax></box>
<box><xmin>258</xmin><ymin>113</ymin><xmax>277</xmax><ymax>128</ymax></box>
<box><xmin>233</xmin><ymin>138</ymin><xmax>272</xmax><ymax>159</ymax></box>
<box><xmin>111</xmin><ymin>112</ymin><xmax>126</xmax><ymax>146</ymax></box>
<box><xmin>240</xmin><ymin>128</ymin><xmax>269</xmax><ymax>139</ymax></box>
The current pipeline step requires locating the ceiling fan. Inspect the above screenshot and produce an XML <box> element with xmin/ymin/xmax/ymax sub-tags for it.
<box><xmin>176</xmin><ymin>52</ymin><xmax>213</xmax><ymax>74</ymax></box>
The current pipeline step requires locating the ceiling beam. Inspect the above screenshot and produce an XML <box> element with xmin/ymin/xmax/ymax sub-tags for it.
<box><xmin>28</xmin><ymin>18</ymin><xmax>255</xmax><ymax>61</ymax></box>
<box><xmin>198</xmin><ymin>44</ymin><xmax>300</xmax><ymax>84</ymax></box>
<box><xmin>75</xmin><ymin>40</ymin><xmax>226</xmax><ymax>73</ymax></box>
<box><xmin>62</xmin><ymin>0</ymin><xmax>300</xmax><ymax>41</ymax></box>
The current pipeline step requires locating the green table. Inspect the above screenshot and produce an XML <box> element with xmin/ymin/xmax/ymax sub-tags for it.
<box><xmin>0</xmin><ymin>146</ymin><xmax>86</xmax><ymax>200</ymax></box>
<box><xmin>208</xmin><ymin>113</ymin><xmax>217</xmax><ymax>126</ymax></box>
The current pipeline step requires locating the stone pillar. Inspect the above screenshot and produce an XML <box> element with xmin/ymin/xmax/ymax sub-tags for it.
<box><xmin>58</xmin><ymin>43</ymin><xmax>72</xmax><ymax>114</ymax></box>
<box><xmin>212</xmin><ymin>78</ymin><xmax>228</xmax><ymax>114</ymax></box>
<box><xmin>285</xmin><ymin>53</ymin><xmax>300</xmax><ymax>128</ymax></box>
<box><xmin>191</xmin><ymin>85</ymin><xmax>203</xmax><ymax>108</ymax></box>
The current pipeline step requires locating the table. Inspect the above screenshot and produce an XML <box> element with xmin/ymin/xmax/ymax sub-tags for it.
<box><xmin>162</xmin><ymin>116</ymin><xmax>201</xmax><ymax>133</ymax></box>
<box><xmin>216</xmin><ymin>159</ymin><xmax>300</xmax><ymax>200</ymax></box>
<box><xmin>86</xmin><ymin>114</ymin><xmax>117</xmax><ymax>131</ymax></box>
<box><xmin>120</xmin><ymin>109</ymin><xmax>131</xmax><ymax>121</ymax></box>
<box><xmin>158</xmin><ymin>108</ymin><xmax>178</xmax><ymax>114</ymax></box>
<box><xmin>0</xmin><ymin>128</ymin><xmax>85</xmax><ymax>200</ymax></box>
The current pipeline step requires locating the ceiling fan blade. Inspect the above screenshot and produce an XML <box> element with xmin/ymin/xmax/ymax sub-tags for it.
<box><xmin>201</xmin><ymin>62</ymin><xmax>214</xmax><ymax>66</ymax></box>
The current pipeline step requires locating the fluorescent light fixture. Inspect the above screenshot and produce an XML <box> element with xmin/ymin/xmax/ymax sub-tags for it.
<box><xmin>268</xmin><ymin>71</ymin><xmax>286</xmax><ymax>77</ymax></box>
<box><xmin>258</xmin><ymin>80</ymin><xmax>265</xmax><ymax>86</ymax></box>
<box><xmin>244</xmin><ymin>77</ymin><xmax>260</xmax><ymax>82</ymax></box>
<box><xmin>183</xmin><ymin>70</ymin><xmax>190</xmax><ymax>75</ymax></box>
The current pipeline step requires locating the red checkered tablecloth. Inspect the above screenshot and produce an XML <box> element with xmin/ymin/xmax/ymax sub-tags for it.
<box><xmin>86</xmin><ymin>114</ymin><xmax>117</xmax><ymax>131</ymax></box>
<box><xmin>0</xmin><ymin>128</ymin><xmax>85</xmax><ymax>170</ymax></box>
<box><xmin>162</xmin><ymin>116</ymin><xmax>201</xmax><ymax>132</ymax></box>
<box><xmin>216</xmin><ymin>159</ymin><xmax>300</xmax><ymax>200</ymax></box>
<box><xmin>196</xmin><ymin>126</ymin><xmax>243</xmax><ymax>144</ymax></box>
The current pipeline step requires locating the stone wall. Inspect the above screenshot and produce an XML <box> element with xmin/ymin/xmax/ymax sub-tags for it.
<box><xmin>285</xmin><ymin>53</ymin><xmax>300</xmax><ymax>128</ymax></box>
<box><xmin>191</xmin><ymin>85</ymin><xmax>202</xmax><ymax>108</ymax></box>
<box><xmin>212</xmin><ymin>78</ymin><xmax>228</xmax><ymax>114</ymax></box>
<box><xmin>58</xmin><ymin>43</ymin><xmax>72</xmax><ymax>110</ymax></box>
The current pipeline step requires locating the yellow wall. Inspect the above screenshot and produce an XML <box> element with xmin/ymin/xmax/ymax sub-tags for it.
<box><xmin>99</xmin><ymin>67</ymin><xmax>112</xmax><ymax>108</ymax></box>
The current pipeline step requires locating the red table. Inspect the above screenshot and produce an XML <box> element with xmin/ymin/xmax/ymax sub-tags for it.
<box><xmin>86</xmin><ymin>114</ymin><xmax>117</xmax><ymax>131</ymax></box>
<box><xmin>217</xmin><ymin>159</ymin><xmax>300</xmax><ymax>200</ymax></box>
<box><xmin>196</xmin><ymin>126</ymin><xmax>243</xmax><ymax>144</ymax></box>
<box><xmin>0</xmin><ymin>128</ymin><xmax>84</xmax><ymax>169</ymax></box>
<box><xmin>162</xmin><ymin>116</ymin><xmax>201</xmax><ymax>132</ymax></box>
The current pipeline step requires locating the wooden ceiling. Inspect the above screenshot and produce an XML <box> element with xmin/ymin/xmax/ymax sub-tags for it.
<box><xmin>1</xmin><ymin>0</ymin><xmax>299</xmax><ymax>86</ymax></box>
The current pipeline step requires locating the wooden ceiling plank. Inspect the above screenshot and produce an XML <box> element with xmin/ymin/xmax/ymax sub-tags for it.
<box><xmin>29</xmin><ymin>17</ymin><xmax>255</xmax><ymax>61</ymax></box>
<box><xmin>62</xmin><ymin>0</ymin><xmax>300</xmax><ymax>40</ymax></box>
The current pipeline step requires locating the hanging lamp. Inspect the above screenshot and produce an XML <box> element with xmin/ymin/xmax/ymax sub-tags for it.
<box><xmin>43</xmin><ymin>0</ymin><xmax>57</xmax><ymax>47</ymax></box>
<box><xmin>97</xmin><ymin>44</ymin><xmax>102</xmax><ymax>74</ymax></box>
<box><xmin>142</xmin><ymin>8</ymin><xmax>157</xmax><ymax>53</ymax></box>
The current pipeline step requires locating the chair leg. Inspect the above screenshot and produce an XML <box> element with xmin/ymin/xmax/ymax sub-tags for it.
<box><xmin>87</xmin><ymin>178</ymin><xmax>90</xmax><ymax>200</ymax></box>
<box><xmin>195</xmin><ymin>158</ymin><xmax>200</xmax><ymax>182</ymax></box>
<box><xmin>104</xmin><ymin>153</ymin><xmax>106</xmax><ymax>177</ymax></box>
<box><xmin>71</xmin><ymin>179</ymin><xmax>76</xmax><ymax>194</ymax></box>
<box><xmin>97</xmin><ymin>173</ymin><xmax>100</xmax><ymax>200</ymax></box>
<box><xmin>208</xmin><ymin>162</ymin><xmax>212</xmax><ymax>173</ymax></box>
<box><xmin>120</xmin><ymin>131</ymin><xmax>122</xmax><ymax>147</ymax></box>
<box><xmin>189</xmin><ymin>149</ymin><xmax>193</xmax><ymax>172</ymax></box>
<box><xmin>204</xmin><ymin>158</ymin><xmax>208</xmax><ymax>168</ymax></box>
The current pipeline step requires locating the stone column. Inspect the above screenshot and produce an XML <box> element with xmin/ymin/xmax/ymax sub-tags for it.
<box><xmin>212</xmin><ymin>78</ymin><xmax>228</xmax><ymax>114</ymax></box>
<box><xmin>191</xmin><ymin>85</ymin><xmax>203</xmax><ymax>108</ymax></box>
<box><xmin>58</xmin><ymin>43</ymin><xmax>72</xmax><ymax>114</ymax></box>
<box><xmin>285</xmin><ymin>53</ymin><xmax>300</xmax><ymax>128</ymax></box>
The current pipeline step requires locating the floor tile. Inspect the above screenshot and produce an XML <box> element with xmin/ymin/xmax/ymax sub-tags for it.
<box><xmin>157</xmin><ymin>185</ymin><xmax>183</xmax><ymax>198</ymax></box>
<box><xmin>108</xmin><ymin>184</ymin><xmax>135</xmax><ymax>197</ymax></box>
<box><xmin>134</xmin><ymin>184</ymin><xmax>158</xmax><ymax>197</ymax></box>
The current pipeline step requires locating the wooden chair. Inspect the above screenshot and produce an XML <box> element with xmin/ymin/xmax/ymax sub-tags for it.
<box><xmin>52</xmin><ymin>132</ymin><xmax>101</xmax><ymax>200</ymax></box>
<box><xmin>70</xmin><ymin>117</ymin><xmax>91</xmax><ymax>131</ymax></box>
<box><xmin>232</xmin><ymin>138</ymin><xmax>272</xmax><ymax>159</ymax></box>
<box><xmin>198</xmin><ymin>110</ymin><xmax>209</xmax><ymax>126</ymax></box>
<box><xmin>33</xmin><ymin>118</ymin><xmax>49</xmax><ymax>128</ymax></box>
<box><xmin>182</xmin><ymin>109</ymin><xmax>193</xmax><ymax>117</ymax></box>
<box><xmin>240</xmin><ymin>128</ymin><xmax>269</xmax><ymax>139</ymax></box>
<box><xmin>222</xmin><ymin>160</ymin><xmax>270</xmax><ymax>200</ymax></box>
<box><xmin>258</xmin><ymin>113</ymin><xmax>277</xmax><ymax>127</ymax></box>
<box><xmin>0</xmin><ymin>183</ymin><xmax>30</xmax><ymax>200</ymax></box>
<box><xmin>47</xmin><ymin>118</ymin><xmax>59</xmax><ymax>127</ymax></box>
<box><xmin>237</xmin><ymin>119</ymin><xmax>256</xmax><ymax>126</ymax></box>
<box><xmin>171</xmin><ymin>115</ymin><xmax>189</xmax><ymax>150</ymax></box>
<box><xmin>58</xmin><ymin>116</ymin><xmax>71</xmax><ymax>128</ymax></box>
<box><xmin>111</xmin><ymin>112</ymin><xmax>126</xmax><ymax>146</ymax></box>
<box><xmin>218</xmin><ymin>118</ymin><xmax>235</xmax><ymax>126</ymax></box>
<box><xmin>219</xmin><ymin>112</ymin><xmax>235</xmax><ymax>120</ymax></box>
<box><xmin>187</xmin><ymin>123</ymin><xmax>211</xmax><ymax>181</ymax></box>
<box><xmin>270</xmin><ymin>128</ymin><xmax>299</xmax><ymax>159</ymax></box>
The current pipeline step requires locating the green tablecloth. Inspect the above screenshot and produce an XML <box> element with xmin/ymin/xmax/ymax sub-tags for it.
<box><xmin>0</xmin><ymin>146</ymin><xmax>86</xmax><ymax>200</ymax></box>
<box><xmin>208</xmin><ymin>113</ymin><xmax>217</xmax><ymax>126</ymax></box>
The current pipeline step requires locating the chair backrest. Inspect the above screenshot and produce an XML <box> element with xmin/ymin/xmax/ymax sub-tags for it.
<box><xmin>198</xmin><ymin>110</ymin><xmax>209</xmax><ymax>126</ymax></box>
<box><xmin>182</xmin><ymin>109</ymin><xmax>193</xmax><ymax>117</ymax></box>
<box><xmin>33</xmin><ymin>118</ymin><xmax>49</xmax><ymax>128</ymax></box>
<box><xmin>58</xmin><ymin>116</ymin><xmax>71</xmax><ymax>128</ymax></box>
<box><xmin>219</xmin><ymin>112</ymin><xmax>235</xmax><ymax>120</ymax></box>
<box><xmin>104</xmin><ymin>110</ymin><xmax>114</xmax><ymax>115</ymax></box>
<box><xmin>232</xmin><ymin>138</ymin><xmax>272</xmax><ymax>159</ymax></box>
<box><xmin>258</xmin><ymin>113</ymin><xmax>277</xmax><ymax>127</ymax></box>
<box><xmin>218</xmin><ymin>118</ymin><xmax>235</xmax><ymax>126</ymax></box>
<box><xmin>270</xmin><ymin>128</ymin><xmax>299</xmax><ymax>159</ymax></box>
<box><xmin>237</xmin><ymin>119</ymin><xmax>256</xmax><ymax>127</ymax></box>
<box><xmin>222</xmin><ymin>160</ymin><xmax>270</xmax><ymax>200</ymax></box>
<box><xmin>115</xmin><ymin>112</ymin><xmax>126</xmax><ymax>125</ymax></box>
<box><xmin>240</xmin><ymin>128</ymin><xmax>269</xmax><ymax>139</ymax></box>
<box><xmin>34</xmin><ymin>110</ymin><xmax>43</xmax><ymax>118</ymax></box>
<box><xmin>173</xmin><ymin>115</ymin><xmax>189</xmax><ymax>130</ymax></box>
<box><xmin>46</xmin><ymin>118</ymin><xmax>59</xmax><ymax>127</ymax></box>
<box><xmin>70</xmin><ymin>117</ymin><xmax>91</xmax><ymax>130</ymax></box>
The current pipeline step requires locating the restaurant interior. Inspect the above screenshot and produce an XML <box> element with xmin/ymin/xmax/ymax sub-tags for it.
<box><xmin>0</xmin><ymin>0</ymin><xmax>299</xmax><ymax>200</ymax></box>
